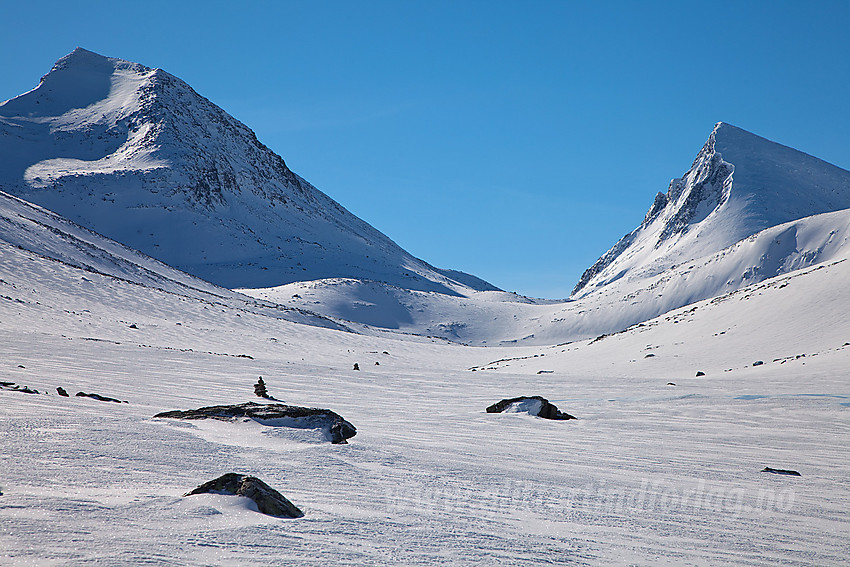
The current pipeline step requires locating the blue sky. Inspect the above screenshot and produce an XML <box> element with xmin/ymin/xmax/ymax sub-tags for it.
<box><xmin>3</xmin><ymin>1</ymin><xmax>849</xmax><ymax>297</ymax></box>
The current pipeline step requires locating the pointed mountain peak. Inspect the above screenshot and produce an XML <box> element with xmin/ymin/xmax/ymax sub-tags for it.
<box><xmin>572</xmin><ymin>122</ymin><xmax>850</xmax><ymax>298</ymax></box>
<box><xmin>53</xmin><ymin>47</ymin><xmax>112</xmax><ymax>69</ymax></box>
<box><xmin>45</xmin><ymin>47</ymin><xmax>150</xmax><ymax>80</ymax></box>
<box><xmin>1</xmin><ymin>49</ymin><xmax>153</xmax><ymax>119</ymax></box>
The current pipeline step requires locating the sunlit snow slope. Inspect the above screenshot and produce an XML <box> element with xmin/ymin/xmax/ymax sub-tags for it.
<box><xmin>0</xmin><ymin>48</ymin><xmax>496</xmax><ymax>294</ymax></box>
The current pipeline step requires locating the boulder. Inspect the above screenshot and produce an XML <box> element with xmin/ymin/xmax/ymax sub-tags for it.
<box><xmin>154</xmin><ymin>402</ymin><xmax>357</xmax><ymax>444</ymax></box>
<box><xmin>185</xmin><ymin>473</ymin><xmax>303</xmax><ymax>518</ymax></box>
<box><xmin>486</xmin><ymin>396</ymin><xmax>576</xmax><ymax>420</ymax></box>
<box><xmin>56</xmin><ymin>387</ymin><xmax>69</xmax><ymax>397</ymax></box>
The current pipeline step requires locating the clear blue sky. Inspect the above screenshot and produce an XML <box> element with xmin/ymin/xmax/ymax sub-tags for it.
<box><xmin>3</xmin><ymin>1</ymin><xmax>849</xmax><ymax>297</ymax></box>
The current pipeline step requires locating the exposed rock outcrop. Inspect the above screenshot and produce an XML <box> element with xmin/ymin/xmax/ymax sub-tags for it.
<box><xmin>185</xmin><ymin>473</ymin><xmax>304</xmax><ymax>518</ymax></box>
<box><xmin>0</xmin><ymin>381</ymin><xmax>40</xmax><ymax>394</ymax></box>
<box><xmin>76</xmin><ymin>392</ymin><xmax>127</xmax><ymax>403</ymax></box>
<box><xmin>486</xmin><ymin>396</ymin><xmax>576</xmax><ymax>420</ymax></box>
<box><xmin>154</xmin><ymin>402</ymin><xmax>357</xmax><ymax>444</ymax></box>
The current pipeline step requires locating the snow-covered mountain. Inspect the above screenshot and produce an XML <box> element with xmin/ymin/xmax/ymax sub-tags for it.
<box><xmin>0</xmin><ymin>187</ymin><xmax>354</xmax><ymax>332</ymax></box>
<box><xmin>0</xmin><ymin>48</ymin><xmax>496</xmax><ymax>294</ymax></box>
<box><xmin>573</xmin><ymin>122</ymin><xmax>850</xmax><ymax>298</ymax></box>
<box><xmin>244</xmin><ymin>124</ymin><xmax>850</xmax><ymax>344</ymax></box>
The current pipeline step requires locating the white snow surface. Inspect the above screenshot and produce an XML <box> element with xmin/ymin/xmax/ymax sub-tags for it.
<box><xmin>2</xmin><ymin>176</ymin><xmax>850</xmax><ymax>566</ymax></box>
<box><xmin>0</xmin><ymin>48</ymin><xmax>496</xmax><ymax>294</ymax></box>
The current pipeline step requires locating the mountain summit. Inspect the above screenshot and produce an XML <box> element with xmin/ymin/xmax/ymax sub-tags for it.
<box><xmin>572</xmin><ymin>122</ymin><xmax>850</xmax><ymax>297</ymax></box>
<box><xmin>0</xmin><ymin>48</ymin><xmax>496</xmax><ymax>293</ymax></box>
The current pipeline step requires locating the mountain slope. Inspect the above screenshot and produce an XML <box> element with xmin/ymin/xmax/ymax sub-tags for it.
<box><xmin>0</xmin><ymin>188</ymin><xmax>352</xmax><ymax>332</ymax></box>
<box><xmin>0</xmin><ymin>48</ymin><xmax>496</xmax><ymax>294</ymax></box>
<box><xmin>573</xmin><ymin>122</ymin><xmax>850</xmax><ymax>298</ymax></box>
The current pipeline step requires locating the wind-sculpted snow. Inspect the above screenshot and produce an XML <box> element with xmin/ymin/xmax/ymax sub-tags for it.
<box><xmin>0</xmin><ymin>48</ymin><xmax>496</xmax><ymax>294</ymax></box>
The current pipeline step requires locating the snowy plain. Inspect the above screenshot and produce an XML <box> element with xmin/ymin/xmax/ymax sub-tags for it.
<box><xmin>1</xmin><ymin>213</ymin><xmax>849</xmax><ymax>565</ymax></box>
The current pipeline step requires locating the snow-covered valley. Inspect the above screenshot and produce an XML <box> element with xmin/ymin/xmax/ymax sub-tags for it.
<box><xmin>2</xmin><ymin>49</ymin><xmax>849</xmax><ymax>565</ymax></box>
<box><xmin>2</xmin><ymin>213</ymin><xmax>849</xmax><ymax>565</ymax></box>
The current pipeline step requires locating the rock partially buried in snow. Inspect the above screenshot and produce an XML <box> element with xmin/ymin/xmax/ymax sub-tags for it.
<box><xmin>0</xmin><ymin>381</ymin><xmax>40</xmax><ymax>394</ymax></box>
<box><xmin>185</xmin><ymin>473</ymin><xmax>304</xmax><ymax>518</ymax></box>
<box><xmin>154</xmin><ymin>402</ymin><xmax>357</xmax><ymax>444</ymax></box>
<box><xmin>761</xmin><ymin>467</ymin><xmax>801</xmax><ymax>476</ymax></box>
<box><xmin>76</xmin><ymin>391</ymin><xmax>127</xmax><ymax>403</ymax></box>
<box><xmin>486</xmin><ymin>396</ymin><xmax>576</xmax><ymax>420</ymax></box>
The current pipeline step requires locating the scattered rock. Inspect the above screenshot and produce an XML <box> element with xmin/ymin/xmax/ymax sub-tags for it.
<box><xmin>75</xmin><ymin>392</ymin><xmax>127</xmax><ymax>403</ymax></box>
<box><xmin>56</xmin><ymin>387</ymin><xmax>69</xmax><ymax>397</ymax></box>
<box><xmin>761</xmin><ymin>467</ymin><xmax>801</xmax><ymax>476</ymax></box>
<box><xmin>129</xmin><ymin>324</ymin><xmax>138</xmax><ymax>329</ymax></box>
<box><xmin>353</xmin><ymin>363</ymin><xmax>360</xmax><ymax>371</ymax></box>
<box><xmin>486</xmin><ymin>396</ymin><xmax>576</xmax><ymax>420</ymax></box>
<box><xmin>667</xmin><ymin>382</ymin><xmax>676</xmax><ymax>386</ymax></box>
<box><xmin>753</xmin><ymin>360</ymin><xmax>764</xmax><ymax>367</ymax></box>
<box><xmin>154</xmin><ymin>402</ymin><xmax>357</xmax><ymax>444</ymax></box>
<box><xmin>644</xmin><ymin>353</ymin><xmax>656</xmax><ymax>358</ymax></box>
<box><xmin>17</xmin><ymin>365</ymin><xmax>25</xmax><ymax>368</ymax></box>
<box><xmin>375</xmin><ymin>361</ymin><xmax>380</xmax><ymax>365</ymax></box>
<box><xmin>0</xmin><ymin>382</ymin><xmax>40</xmax><ymax>394</ymax></box>
<box><xmin>537</xmin><ymin>370</ymin><xmax>554</xmax><ymax>374</ymax></box>
<box><xmin>696</xmin><ymin>371</ymin><xmax>705</xmax><ymax>377</ymax></box>
<box><xmin>185</xmin><ymin>473</ymin><xmax>303</xmax><ymax>518</ymax></box>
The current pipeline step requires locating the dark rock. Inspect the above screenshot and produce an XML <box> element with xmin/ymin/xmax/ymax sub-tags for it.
<box><xmin>761</xmin><ymin>467</ymin><xmax>801</xmax><ymax>476</ymax></box>
<box><xmin>486</xmin><ymin>396</ymin><xmax>576</xmax><ymax>420</ymax></box>
<box><xmin>154</xmin><ymin>402</ymin><xmax>357</xmax><ymax>444</ymax></box>
<box><xmin>644</xmin><ymin>353</ymin><xmax>656</xmax><ymax>358</ymax></box>
<box><xmin>185</xmin><ymin>473</ymin><xmax>303</xmax><ymax>518</ymax></box>
<box><xmin>667</xmin><ymin>382</ymin><xmax>676</xmax><ymax>386</ymax></box>
<box><xmin>696</xmin><ymin>371</ymin><xmax>706</xmax><ymax>377</ymax></box>
<box><xmin>56</xmin><ymin>387</ymin><xmax>69</xmax><ymax>397</ymax></box>
<box><xmin>0</xmin><ymin>382</ymin><xmax>39</xmax><ymax>394</ymax></box>
<box><xmin>753</xmin><ymin>360</ymin><xmax>764</xmax><ymax>366</ymax></box>
<box><xmin>75</xmin><ymin>391</ymin><xmax>127</xmax><ymax>403</ymax></box>
<box><xmin>129</xmin><ymin>324</ymin><xmax>138</xmax><ymax>329</ymax></box>
<box><xmin>353</xmin><ymin>363</ymin><xmax>360</xmax><ymax>371</ymax></box>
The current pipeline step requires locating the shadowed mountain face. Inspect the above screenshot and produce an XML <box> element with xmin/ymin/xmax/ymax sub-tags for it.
<box><xmin>0</xmin><ymin>48</ymin><xmax>497</xmax><ymax>294</ymax></box>
<box><xmin>572</xmin><ymin>122</ymin><xmax>850</xmax><ymax>298</ymax></box>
